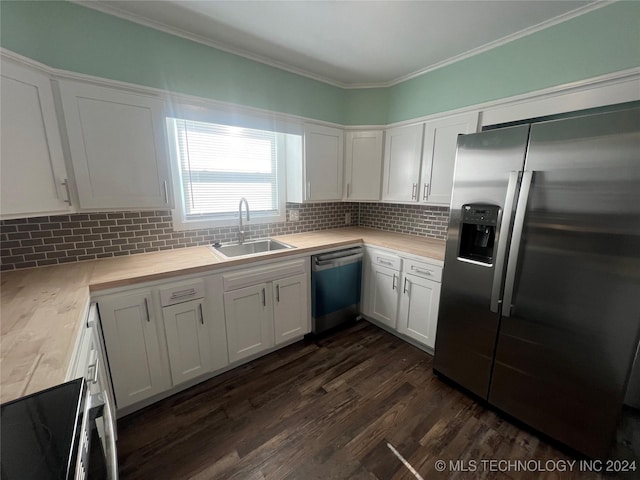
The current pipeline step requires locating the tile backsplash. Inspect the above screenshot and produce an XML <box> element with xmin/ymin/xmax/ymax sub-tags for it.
<box><xmin>359</xmin><ymin>203</ymin><xmax>449</xmax><ymax>239</ymax></box>
<box><xmin>1</xmin><ymin>202</ymin><xmax>449</xmax><ymax>271</ymax></box>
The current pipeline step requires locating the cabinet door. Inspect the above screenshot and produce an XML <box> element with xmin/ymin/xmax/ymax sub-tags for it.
<box><xmin>382</xmin><ymin>124</ymin><xmax>424</xmax><ymax>202</ymax></box>
<box><xmin>397</xmin><ymin>273</ymin><xmax>441</xmax><ymax>349</ymax></box>
<box><xmin>273</xmin><ymin>274</ymin><xmax>309</xmax><ymax>345</ymax></box>
<box><xmin>344</xmin><ymin>130</ymin><xmax>383</xmax><ymax>201</ymax></box>
<box><xmin>58</xmin><ymin>80</ymin><xmax>172</xmax><ymax>210</ymax></box>
<box><xmin>1</xmin><ymin>59</ymin><xmax>70</xmax><ymax>217</ymax></box>
<box><xmin>99</xmin><ymin>291</ymin><xmax>169</xmax><ymax>409</ymax></box>
<box><xmin>224</xmin><ymin>283</ymin><xmax>274</xmax><ymax>362</ymax></box>
<box><xmin>304</xmin><ymin>124</ymin><xmax>344</xmax><ymax>201</ymax></box>
<box><xmin>368</xmin><ymin>262</ymin><xmax>400</xmax><ymax>328</ymax></box>
<box><xmin>420</xmin><ymin>111</ymin><xmax>478</xmax><ymax>205</ymax></box>
<box><xmin>162</xmin><ymin>299</ymin><xmax>211</xmax><ymax>386</ymax></box>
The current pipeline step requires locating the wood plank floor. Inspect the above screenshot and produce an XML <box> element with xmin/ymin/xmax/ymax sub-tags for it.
<box><xmin>117</xmin><ymin>321</ymin><xmax>639</xmax><ymax>479</ymax></box>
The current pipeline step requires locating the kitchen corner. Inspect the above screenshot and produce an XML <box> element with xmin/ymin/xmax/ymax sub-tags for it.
<box><xmin>0</xmin><ymin>227</ymin><xmax>444</xmax><ymax>404</ymax></box>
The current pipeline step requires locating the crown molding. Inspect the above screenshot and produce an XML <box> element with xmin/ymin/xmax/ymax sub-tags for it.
<box><xmin>72</xmin><ymin>0</ymin><xmax>349</xmax><ymax>89</ymax></box>
<box><xmin>72</xmin><ymin>0</ymin><xmax>611</xmax><ymax>90</ymax></box>
<box><xmin>4</xmin><ymin>47</ymin><xmax>637</xmax><ymax>131</ymax></box>
<box><xmin>378</xmin><ymin>0</ymin><xmax>611</xmax><ymax>88</ymax></box>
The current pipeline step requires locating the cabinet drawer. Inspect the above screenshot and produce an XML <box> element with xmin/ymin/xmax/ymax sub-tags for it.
<box><xmin>369</xmin><ymin>250</ymin><xmax>401</xmax><ymax>271</ymax></box>
<box><xmin>404</xmin><ymin>259</ymin><xmax>442</xmax><ymax>282</ymax></box>
<box><xmin>223</xmin><ymin>259</ymin><xmax>307</xmax><ymax>292</ymax></box>
<box><xmin>160</xmin><ymin>280</ymin><xmax>205</xmax><ymax>307</ymax></box>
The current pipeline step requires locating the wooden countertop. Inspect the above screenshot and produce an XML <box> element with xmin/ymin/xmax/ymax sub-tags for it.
<box><xmin>1</xmin><ymin>227</ymin><xmax>444</xmax><ymax>403</ymax></box>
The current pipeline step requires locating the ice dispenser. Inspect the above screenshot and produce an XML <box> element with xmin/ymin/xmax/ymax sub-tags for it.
<box><xmin>458</xmin><ymin>204</ymin><xmax>500</xmax><ymax>265</ymax></box>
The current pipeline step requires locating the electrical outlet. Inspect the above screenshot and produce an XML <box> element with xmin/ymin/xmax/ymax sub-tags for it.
<box><xmin>289</xmin><ymin>210</ymin><xmax>299</xmax><ymax>221</ymax></box>
<box><xmin>345</xmin><ymin>212</ymin><xmax>351</xmax><ymax>225</ymax></box>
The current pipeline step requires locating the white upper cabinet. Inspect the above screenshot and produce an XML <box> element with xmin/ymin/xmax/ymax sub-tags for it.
<box><xmin>58</xmin><ymin>80</ymin><xmax>173</xmax><ymax>210</ymax></box>
<box><xmin>0</xmin><ymin>58</ymin><xmax>71</xmax><ymax>218</ymax></box>
<box><xmin>382</xmin><ymin>123</ymin><xmax>424</xmax><ymax>202</ymax></box>
<box><xmin>287</xmin><ymin>123</ymin><xmax>343</xmax><ymax>202</ymax></box>
<box><xmin>344</xmin><ymin>130</ymin><xmax>384</xmax><ymax>201</ymax></box>
<box><xmin>420</xmin><ymin>111</ymin><xmax>479</xmax><ymax>205</ymax></box>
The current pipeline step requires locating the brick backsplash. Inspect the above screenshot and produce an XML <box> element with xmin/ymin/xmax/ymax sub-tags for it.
<box><xmin>0</xmin><ymin>202</ymin><xmax>450</xmax><ymax>271</ymax></box>
<box><xmin>358</xmin><ymin>203</ymin><xmax>450</xmax><ymax>240</ymax></box>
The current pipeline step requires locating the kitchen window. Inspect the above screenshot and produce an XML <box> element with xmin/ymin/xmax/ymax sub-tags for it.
<box><xmin>167</xmin><ymin>114</ymin><xmax>295</xmax><ymax>230</ymax></box>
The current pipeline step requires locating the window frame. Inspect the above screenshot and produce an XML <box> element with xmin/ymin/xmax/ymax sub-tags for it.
<box><xmin>166</xmin><ymin>104</ymin><xmax>293</xmax><ymax>231</ymax></box>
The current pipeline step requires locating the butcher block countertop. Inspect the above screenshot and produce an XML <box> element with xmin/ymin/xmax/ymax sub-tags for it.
<box><xmin>0</xmin><ymin>227</ymin><xmax>444</xmax><ymax>403</ymax></box>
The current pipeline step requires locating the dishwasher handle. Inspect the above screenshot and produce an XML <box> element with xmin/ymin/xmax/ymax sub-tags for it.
<box><xmin>313</xmin><ymin>246</ymin><xmax>363</xmax><ymax>263</ymax></box>
<box><xmin>312</xmin><ymin>252</ymin><xmax>363</xmax><ymax>271</ymax></box>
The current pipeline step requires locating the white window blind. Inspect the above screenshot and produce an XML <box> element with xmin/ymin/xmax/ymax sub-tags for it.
<box><xmin>171</xmin><ymin>118</ymin><xmax>281</xmax><ymax>221</ymax></box>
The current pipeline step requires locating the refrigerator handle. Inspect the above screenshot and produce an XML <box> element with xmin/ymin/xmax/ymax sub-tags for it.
<box><xmin>490</xmin><ymin>171</ymin><xmax>520</xmax><ymax>313</ymax></box>
<box><xmin>502</xmin><ymin>171</ymin><xmax>534</xmax><ymax>317</ymax></box>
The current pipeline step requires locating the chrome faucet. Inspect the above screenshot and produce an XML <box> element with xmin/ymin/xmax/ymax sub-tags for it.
<box><xmin>238</xmin><ymin>197</ymin><xmax>250</xmax><ymax>244</ymax></box>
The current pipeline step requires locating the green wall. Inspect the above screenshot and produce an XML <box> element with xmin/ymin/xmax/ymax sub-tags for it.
<box><xmin>388</xmin><ymin>1</ymin><xmax>640</xmax><ymax>123</ymax></box>
<box><xmin>0</xmin><ymin>0</ymin><xmax>348</xmax><ymax>124</ymax></box>
<box><xmin>1</xmin><ymin>1</ymin><xmax>638</xmax><ymax>126</ymax></box>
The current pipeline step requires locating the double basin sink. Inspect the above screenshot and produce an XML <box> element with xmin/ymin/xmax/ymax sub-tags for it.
<box><xmin>212</xmin><ymin>238</ymin><xmax>294</xmax><ymax>258</ymax></box>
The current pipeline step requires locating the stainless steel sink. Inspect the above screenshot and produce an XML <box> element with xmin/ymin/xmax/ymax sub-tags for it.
<box><xmin>212</xmin><ymin>238</ymin><xmax>294</xmax><ymax>258</ymax></box>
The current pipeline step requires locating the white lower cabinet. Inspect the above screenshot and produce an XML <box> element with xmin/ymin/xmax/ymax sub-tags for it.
<box><xmin>162</xmin><ymin>298</ymin><xmax>212</xmax><ymax>385</ymax></box>
<box><xmin>273</xmin><ymin>273</ymin><xmax>309</xmax><ymax>345</ymax></box>
<box><xmin>361</xmin><ymin>248</ymin><xmax>442</xmax><ymax>351</ymax></box>
<box><xmin>160</xmin><ymin>277</ymin><xmax>228</xmax><ymax>386</ymax></box>
<box><xmin>99</xmin><ymin>290</ymin><xmax>170</xmax><ymax>410</ymax></box>
<box><xmin>361</xmin><ymin>249</ymin><xmax>401</xmax><ymax>329</ymax></box>
<box><xmin>366</xmin><ymin>263</ymin><xmax>400</xmax><ymax>328</ymax></box>
<box><xmin>223</xmin><ymin>259</ymin><xmax>310</xmax><ymax>362</ymax></box>
<box><xmin>224</xmin><ymin>283</ymin><xmax>275</xmax><ymax>363</ymax></box>
<box><xmin>397</xmin><ymin>272</ymin><xmax>441</xmax><ymax>349</ymax></box>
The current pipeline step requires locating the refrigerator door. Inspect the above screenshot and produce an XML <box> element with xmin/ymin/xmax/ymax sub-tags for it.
<box><xmin>434</xmin><ymin>125</ymin><xmax>529</xmax><ymax>398</ymax></box>
<box><xmin>489</xmin><ymin>107</ymin><xmax>640</xmax><ymax>458</ymax></box>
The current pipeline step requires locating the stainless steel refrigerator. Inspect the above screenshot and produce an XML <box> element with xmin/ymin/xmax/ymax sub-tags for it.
<box><xmin>433</xmin><ymin>106</ymin><xmax>640</xmax><ymax>458</ymax></box>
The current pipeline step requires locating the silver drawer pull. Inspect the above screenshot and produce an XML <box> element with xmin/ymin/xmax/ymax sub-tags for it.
<box><xmin>378</xmin><ymin>259</ymin><xmax>393</xmax><ymax>266</ymax></box>
<box><xmin>87</xmin><ymin>357</ymin><xmax>99</xmax><ymax>384</ymax></box>
<box><xmin>412</xmin><ymin>267</ymin><xmax>432</xmax><ymax>276</ymax></box>
<box><xmin>170</xmin><ymin>288</ymin><xmax>196</xmax><ymax>299</ymax></box>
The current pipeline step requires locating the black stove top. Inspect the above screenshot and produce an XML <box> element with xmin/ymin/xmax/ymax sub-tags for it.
<box><xmin>1</xmin><ymin>378</ymin><xmax>85</xmax><ymax>480</ymax></box>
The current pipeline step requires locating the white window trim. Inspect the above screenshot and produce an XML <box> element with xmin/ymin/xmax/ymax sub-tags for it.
<box><xmin>167</xmin><ymin>105</ymin><xmax>291</xmax><ymax>231</ymax></box>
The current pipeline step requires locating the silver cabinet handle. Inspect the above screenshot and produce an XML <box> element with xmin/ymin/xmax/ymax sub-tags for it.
<box><xmin>392</xmin><ymin>274</ymin><xmax>397</xmax><ymax>290</ymax></box>
<box><xmin>87</xmin><ymin>357</ymin><xmax>99</xmax><ymax>384</ymax></box>
<box><xmin>261</xmin><ymin>287</ymin><xmax>266</xmax><ymax>307</ymax></box>
<box><xmin>170</xmin><ymin>288</ymin><xmax>196</xmax><ymax>300</ymax></box>
<box><xmin>411</xmin><ymin>183</ymin><xmax>417</xmax><ymax>200</ymax></box>
<box><xmin>422</xmin><ymin>183</ymin><xmax>429</xmax><ymax>201</ymax></box>
<box><xmin>143</xmin><ymin>297</ymin><xmax>150</xmax><ymax>322</ymax></box>
<box><xmin>490</xmin><ymin>171</ymin><xmax>520</xmax><ymax>313</ymax></box>
<box><xmin>413</xmin><ymin>267</ymin><xmax>432</xmax><ymax>276</ymax></box>
<box><xmin>403</xmin><ymin>277</ymin><xmax>409</xmax><ymax>294</ymax></box>
<box><xmin>378</xmin><ymin>259</ymin><xmax>393</xmax><ymax>267</ymax></box>
<box><xmin>198</xmin><ymin>303</ymin><xmax>204</xmax><ymax>325</ymax></box>
<box><xmin>306</xmin><ymin>181</ymin><xmax>311</xmax><ymax>200</ymax></box>
<box><xmin>61</xmin><ymin>179</ymin><xmax>72</xmax><ymax>206</ymax></box>
<box><xmin>502</xmin><ymin>171</ymin><xmax>534</xmax><ymax>317</ymax></box>
<box><xmin>163</xmin><ymin>180</ymin><xmax>169</xmax><ymax>204</ymax></box>
<box><xmin>276</xmin><ymin>284</ymin><xmax>280</xmax><ymax>302</ymax></box>
<box><xmin>346</xmin><ymin>183</ymin><xmax>350</xmax><ymax>198</ymax></box>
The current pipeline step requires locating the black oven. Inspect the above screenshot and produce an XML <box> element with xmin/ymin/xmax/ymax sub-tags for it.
<box><xmin>1</xmin><ymin>376</ymin><xmax>117</xmax><ymax>480</ymax></box>
<box><xmin>1</xmin><ymin>307</ymin><xmax>118</xmax><ymax>480</ymax></box>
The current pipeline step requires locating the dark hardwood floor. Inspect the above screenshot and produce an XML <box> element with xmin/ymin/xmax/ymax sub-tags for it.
<box><xmin>117</xmin><ymin>321</ymin><xmax>639</xmax><ymax>479</ymax></box>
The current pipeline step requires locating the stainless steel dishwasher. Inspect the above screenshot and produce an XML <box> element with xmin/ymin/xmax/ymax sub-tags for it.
<box><xmin>311</xmin><ymin>246</ymin><xmax>363</xmax><ymax>334</ymax></box>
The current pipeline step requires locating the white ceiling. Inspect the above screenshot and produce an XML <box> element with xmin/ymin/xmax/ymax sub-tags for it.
<box><xmin>80</xmin><ymin>0</ymin><xmax>600</xmax><ymax>88</ymax></box>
